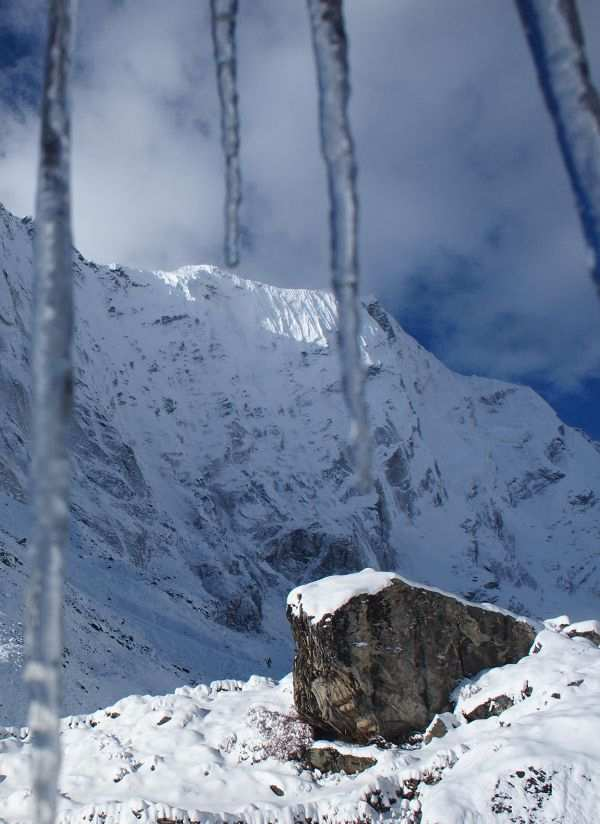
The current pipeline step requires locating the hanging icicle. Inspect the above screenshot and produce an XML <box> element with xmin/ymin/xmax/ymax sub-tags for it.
<box><xmin>516</xmin><ymin>0</ymin><xmax>600</xmax><ymax>292</ymax></box>
<box><xmin>25</xmin><ymin>1</ymin><xmax>76</xmax><ymax>822</ymax></box>
<box><xmin>210</xmin><ymin>0</ymin><xmax>242</xmax><ymax>268</ymax></box>
<box><xmin>306</xmin><ymin>0</ymin><xmax>371</xmax><ymax>491</ymax></box>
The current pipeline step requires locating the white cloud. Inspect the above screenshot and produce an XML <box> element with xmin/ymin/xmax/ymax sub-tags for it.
<box><xmin>0</xmin><ymin>0</ymin><xmax>599</xmax><ymax>393</ymax></box>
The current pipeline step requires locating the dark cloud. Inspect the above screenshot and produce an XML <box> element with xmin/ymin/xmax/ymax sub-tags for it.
<box><xmin>0</xmin><ymin>0</ymin><xmax>599</xmax><ymax>408</ymax></box>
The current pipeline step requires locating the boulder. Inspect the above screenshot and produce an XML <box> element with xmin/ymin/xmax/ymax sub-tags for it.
<box><xmin>305</xmin><ymin>746</ymin><xmax>377</xmax><ymax>775</ymax></box>
<box><xmin>287</xmin><ymin>569</ymin><xmax>536</xmax><ymax>743</ymax></box>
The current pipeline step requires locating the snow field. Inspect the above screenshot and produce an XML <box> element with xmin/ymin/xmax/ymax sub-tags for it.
<box><xmin>0</xmin><ymin>623</ymin><xmax>598</xmax><ymax>823</ymax></box>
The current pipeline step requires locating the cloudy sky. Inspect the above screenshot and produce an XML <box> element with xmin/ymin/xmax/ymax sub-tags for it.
<box><xmin>1</xmin><ymin>0</ymin><xmax>600</xmax><ymax>436</ymax></box>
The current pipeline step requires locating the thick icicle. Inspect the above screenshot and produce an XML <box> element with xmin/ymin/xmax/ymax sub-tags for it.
<box><xmin>306</xmin><ymin>0</ymin><xmax>371</xmax><ymax>491</ymax></box>
<box><xmin>26</xmin><ymin>1</ymin><xmax>76</xmax><ymax>822</ymax></box>
<box><xmin>210</xmin><ymin>0</ymin><xmax>242</xmax><ymax>268</ymax></box>
<box><xmin>516</xmin><ymin>0</ymin><xmax>600</xmax><ymax>292</ymax></box>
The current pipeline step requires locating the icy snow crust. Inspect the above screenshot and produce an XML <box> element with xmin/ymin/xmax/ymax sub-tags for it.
<box><xmin>287</xmin><ymin>568</ymin><xmax>539</xmax><ymax>626</ymax></box>
<box><xmin>1</xmin><ymin>202</ymin><xmax>600</xmax><ymax>724</ymax></box>
<box><xmin>0</xmin><ymin>626</ymin><xmax>598</xmax><ymax>823</ymax></box>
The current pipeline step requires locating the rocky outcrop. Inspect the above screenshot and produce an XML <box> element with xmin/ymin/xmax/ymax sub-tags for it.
<box><xmin>287</xmin><ymin>570</ymin><xmax>536</xmax><ymax>743</ymax></box>
<box><xmin>305</xmin><ymin>746</ymin><xmax>377</xmax><ymax>775</ymax></box>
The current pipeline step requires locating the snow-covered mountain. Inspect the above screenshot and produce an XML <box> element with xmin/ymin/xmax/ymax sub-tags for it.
<box><xmin>0</xmin><ymin>201</ymin><xmax>599</xmax><ymax>723</ymax></box>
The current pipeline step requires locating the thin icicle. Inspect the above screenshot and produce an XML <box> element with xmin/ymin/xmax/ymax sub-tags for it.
<box><xmin>516</xmin><ymin>0</ymin><xmax>600</xmax><ymax>292</ymax></box>
<box><xmin>210</xmin><ymin>0</ymin><xmax>242</xmax><ymax>268</ymax></box>
<box><xmin>26</xmin><ymin>2</ymin><xmax>76</xmax><ymax>823</ymax></box>
<box><xmin>306</xmin><ymin>0</ymin><xmax>371</xmax><ymax>491</ymax></box>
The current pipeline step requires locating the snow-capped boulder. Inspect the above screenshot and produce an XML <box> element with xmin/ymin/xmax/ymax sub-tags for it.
<box><xmin>287</xmin><ymin>569</ymin><xmax>536</xmax><ymax>742</ymax></box>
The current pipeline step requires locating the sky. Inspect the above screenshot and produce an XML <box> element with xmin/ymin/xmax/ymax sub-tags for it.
<box><xmin>1</xmin><ymin>0</ymin><xmax>600</xmax><ymax>437</ymax></box>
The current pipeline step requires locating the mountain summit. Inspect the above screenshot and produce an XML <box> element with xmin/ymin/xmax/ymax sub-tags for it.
<box><xmin>0</xmin><ymin>203</ymin><xmax>598</xmax><ymax>722</ymax></box>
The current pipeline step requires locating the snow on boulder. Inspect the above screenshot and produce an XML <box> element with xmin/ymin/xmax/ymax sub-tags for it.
<box><xmin>287</xmin><ymin>568</ymin><xmax>399</xmax><ymax>623</ymax></box>
<box><xmin>565</xmin><ymin>619</ymin><xmax>600</xmax><ymax>646</ymax></box>
<box><xmin>287</xmin><ymin>569</ymin><xmax>537</xmax><ymax>743</ymax></box>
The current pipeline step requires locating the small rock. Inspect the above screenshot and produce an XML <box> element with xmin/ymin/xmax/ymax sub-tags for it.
<box><xmin>463</xmin><ymin>694</ymin><xmax>514</xmax><ymax>723</ymax></box>
<box><xmin>521</xmin><ymin>681</ymin><xmax>533</xmax><ymax>698</ymax></box>
<box><xmin>270</xmin><ymin>784</ymin><xmax>285</xmax><ymax>797</ymax></box>
<box><xmin>423</xmin><ymin>712</ymin><xmax>457</xmax><ymax>744</ymax></box>
<box><xmin>306</xmin><ymin>746</ymin><xmax>377</xmax><ymax>775</ymax></box>
<box><xmin>565</xmin><ymin>620</ymin><xmax>600</xmax><ymax>646</ymax></box>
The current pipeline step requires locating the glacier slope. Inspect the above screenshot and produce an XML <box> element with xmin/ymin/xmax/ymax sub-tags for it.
<box><xmin>0</xmin><ymin>203</ymin><xmax>599</xmax><ymax>722</ymax></box>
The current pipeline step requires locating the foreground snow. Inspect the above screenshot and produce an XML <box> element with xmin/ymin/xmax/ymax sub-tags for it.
<box><xmin>0</xmin><ymin>623</ymin><xmax>597</xmax><ymax>823</ymax></box>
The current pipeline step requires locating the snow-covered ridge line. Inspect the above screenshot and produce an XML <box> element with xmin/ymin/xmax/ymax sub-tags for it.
<box><xmin>287</xmin><ymin>568</ymin><xmax>541</xmax><ymax>627</ymax></box>
<box><xmin>152</xmin><ymin>263</ymin><xmax>342</xmax><ymax>346</ymax></box>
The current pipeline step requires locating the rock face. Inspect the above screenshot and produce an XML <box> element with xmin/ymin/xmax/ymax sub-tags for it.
<box><xmin>287</xmin><ymin>570</ymin><xmax>536</xmax><ymax>743</ymax></box>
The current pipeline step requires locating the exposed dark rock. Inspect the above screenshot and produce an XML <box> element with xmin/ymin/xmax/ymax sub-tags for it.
<box><xmin>566</xmin><ymin>626</ymin><xmax>600</xmax><ymax>646</ymax></box>
<box><xmin>507</xmin><ymin>468</ymin><xmax>566</xmax><ymax>506</ymax></box>
<box><xmin>263</xmin><ymin>528</ymin><xmax>373</xmax><ymax>584</ymax></box>
<box><xmin>545</xmin><ymin>435</ymin><xmax>566</xmax><ymax>464</ymax></box>
<box><xmin>463</xmin><ymin>694</ymin><xmax>514</xmax><ymax>723</ymax></box>
<box><xmin>305</xmin><ymin>746</ymin><xmax>376</xmax><ymax>775</ymax></box>
<box><xmin>366</xmin><ymin>301</ymin><xmax>396</xmax><ymax>342</ymax></box>
<box><xmin>152</xmin><ymin>313</ymin><xmax>189</xmax><ymax>325</ymax></box>
<box><xmin>384</xmin><ymin>446</ymin><xmax>417</xmax><ymax>518</ymax></box>
<box><xmin>479</xmin><ymin>388</ymin><xmax>516</xmax><ymax>410</ymax></box>
<box><xmin>288</xmin><ymin>573</ymin><xmax>536</xmax><ymax>743</ymax></box>
<box><xmin>568</xmin><ymin>490</ymin><xmax>597</xmax><ymax>510</ymax></box>
<box><xmin>264</xmin><ymin>529</ymin><xmax>324</xmax><ymax>580</ymax></box>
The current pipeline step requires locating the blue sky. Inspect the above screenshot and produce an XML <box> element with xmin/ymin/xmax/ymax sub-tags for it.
<box><xmin>0</xmin><ymin>1</ymin><xmax>600</xmax><ymax>438</ymax></box>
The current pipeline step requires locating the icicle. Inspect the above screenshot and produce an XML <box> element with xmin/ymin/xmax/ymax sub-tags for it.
<box><xmin>306</xmin><ymin>0</ymin><xmax>371</xmax><ymax>491</ymax></box>
<box><xmin>210</xmin><ymin>0</ymin><xmax>242</xmax><ymax>268</ymax></box>
<box><xmin>516</xmin><ymin>0</ymin><xmax>600</xmax><ymax>292</ymax></box>
<box><xmin>25</xmin><ymin>2</ymin><xmax>76</xmax><ymax>823</ymax></box>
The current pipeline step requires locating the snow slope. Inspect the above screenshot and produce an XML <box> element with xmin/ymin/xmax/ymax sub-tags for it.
<box><xmin>0</xmin><ymin>623</ymin><xmax>598</xmax><ymax>823</ymax></box>
<box><xmin>0</xmin><ymin>201</ymin><xmax>599</xmax><ymax>722</ymax></box>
